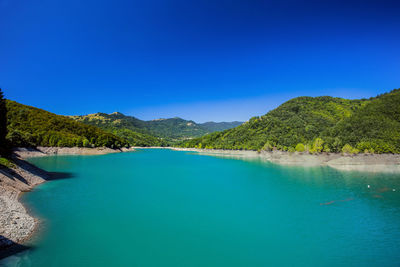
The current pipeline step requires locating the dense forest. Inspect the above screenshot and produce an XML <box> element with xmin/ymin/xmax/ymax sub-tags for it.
<box><xmin>5</xmin><ymin>100</ymin><xmax>129</xmax><ymax>148</ymax></box>
<box><xmin>71</xmin><ymin>112</ymin><xmax>242</xmax><ymax>142</ymax></box>
<box><xmin>178</xmin><ymin>89</ymin><xmax>400</xmax><ymax>154</ymax></box>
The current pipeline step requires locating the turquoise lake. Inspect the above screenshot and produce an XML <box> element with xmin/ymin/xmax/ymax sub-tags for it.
<box><xmin>2</xmin><ymin>149</ymin><xmax>400</xmax><ymax>266</ymax></box>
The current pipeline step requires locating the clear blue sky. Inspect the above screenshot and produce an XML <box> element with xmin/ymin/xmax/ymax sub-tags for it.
<box><xmin>1</xmin><ymin>0</ymin><xmax>399</xmax><ymax>122</ymax></box>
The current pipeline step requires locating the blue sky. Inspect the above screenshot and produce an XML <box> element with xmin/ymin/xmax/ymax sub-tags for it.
<box><xmin>1</xmin><ymin>0</ymin><xmax>399</xmax><ymax>122</ymax></box>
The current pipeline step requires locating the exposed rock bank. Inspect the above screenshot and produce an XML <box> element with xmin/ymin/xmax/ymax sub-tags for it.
<box><xmin>13</xmin><ymin>146</ymin><xmax>135</xmax><ymax>159</ymax></box>
<box><xmin>171</xmin><ymin>148</ymin><xmax>400</xmax><ymax>173</ymax></box>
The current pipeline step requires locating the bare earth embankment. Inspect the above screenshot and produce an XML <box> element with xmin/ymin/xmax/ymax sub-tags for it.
<box><xmin>171</xmin><ymin>148</ymin><xmax>400</xmax><ymax>173</ymax></box>
<box><xmin>0</xmin><ymin>146</ymin><xmax>135</xmax><ymax>259</ymax></box>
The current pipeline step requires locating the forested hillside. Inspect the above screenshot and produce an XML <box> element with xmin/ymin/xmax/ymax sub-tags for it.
<box><xmin>179</xmin><ymin>89</ymin><xmax>400</xmax><ymax>154</ymax></box>
<box><xmin>69</xmin><ymin>112</ymin><xmax>166</xmax><ymax>146</ymax></box>
<box><xmin>5</xmin><ymin>101</ymin><xmax>129</xmax><ymax>148</ymax></box>
<box><xmin>326</xmin><ymin>90</ymin><xmax>400</xmax><ymax>153</ymax></box>
<box><xmin>71</xmin><ymin>112</ymin><xmax>242</xmax><ymax>142</ymax></box>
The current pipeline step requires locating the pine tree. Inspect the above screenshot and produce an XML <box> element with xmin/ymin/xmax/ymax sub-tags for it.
<box><xmin>0</xmin><ymin>88</ymin><xmax>8</xmax><ymax>156</ymax></box>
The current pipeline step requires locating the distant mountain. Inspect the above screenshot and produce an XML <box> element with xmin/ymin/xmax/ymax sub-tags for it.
<box><xmin>5</xmin><ymin>101</ymin><xmax>129</xmax><ymax>148</ymax></box>
<box><xmin>179</xmin><ymin>89</ymin><xmax>400</xmax><ymax>154</ymax></box>
<box><xmin>70</xmin><ymin>113</ymin><xmax>243</xmax><ymax>142</ymax></box>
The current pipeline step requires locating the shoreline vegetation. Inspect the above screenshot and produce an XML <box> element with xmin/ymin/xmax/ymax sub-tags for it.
<box><xmin>0</xmin><ymin>147</ymin><xmax>134</xmax><ymax>259</ymax></box>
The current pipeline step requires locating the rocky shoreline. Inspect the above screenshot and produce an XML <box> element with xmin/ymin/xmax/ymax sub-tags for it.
<box><xmin>0</xmin><ymin>158</ymin><xmax>48</xmax><ymax>259</ymax></box>
<box><xmin>13</xmin><ymin>146</ymin><xmax>135</xmax><ymax>159</ymax></box>
<box><xmin>171</xmin><ymin>148</ymin><xmax>400</xmax><ymax>173</ymax></box>
<box><xmin>0</xmin><ymin>146</ymin><xmax>135</xmax><ymax>259</ymax></box>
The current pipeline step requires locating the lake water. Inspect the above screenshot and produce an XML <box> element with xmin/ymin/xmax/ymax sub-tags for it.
<box><xmin>2</xmin><ymin>149</ymin><xmax>400</xmax><ymax>266</ymax></box>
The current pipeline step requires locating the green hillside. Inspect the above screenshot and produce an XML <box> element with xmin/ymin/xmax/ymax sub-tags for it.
<box><xmin>70</xmin><ymin>112</ymin><xmax>166</xmax><ymax>146</ymax></box>
<box><xmin>71</xmin><ymin>113</ymin><xmax>242</xmax><ymax>142</ymax></box>
<box><xmin>179</xmin><ymin>89</ymin><xmax>400</xmax><ymax>154</ymax></box>
<box><xmin>5</xmin><ymin>100</ymin><xmax>129</xmax><ymax>148</ymax></box>
<box><xmin>326</xmin><ymin>89</ymin><xmax>400</xmax><ymax>153</ymax></box>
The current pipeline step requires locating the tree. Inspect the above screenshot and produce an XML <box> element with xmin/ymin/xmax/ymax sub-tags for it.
<box><xmin>295</xmin><ymin>143</ymin><xmax>305</xmax><ymax>152</ymax></box>
<box><xmin>342</xmin><ymin>144</ymin><xmax>359</xmax><ymax>155</ymax></box>
<box><xmin>262</xmin><ymin>141</ymin><xmax>274</xmax><ymax>151</ymax></box>
<box><xmin>309</xmin><ymin>138</ymin><xmax>324</xmax><ymax>154</ymax></box>
<box><xmin>83</xmin><ymin>138</ymin><xmax>90</xmax><ymax>147</ymax></box>
<box><xmin>0</xmin><ymin>88</ymin><xmax>8</xmax><ymax>156</ymax></box>
<box><xmin>323</xmin><ymin>144</ymin><xmax>331</xmax><ymax>153</ymax></box>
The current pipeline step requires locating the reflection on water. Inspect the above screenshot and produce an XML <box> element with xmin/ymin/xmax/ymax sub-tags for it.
<box><xmin>200</xmin><ymin>150</ymin><xmax>400</xmax><ymax>192</ymax></box>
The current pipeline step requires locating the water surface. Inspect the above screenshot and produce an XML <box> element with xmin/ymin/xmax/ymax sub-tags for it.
<box><xmin>2</xmin><ymin>149</ymin><xmax>400</xmax><ymax>266</ymax></box>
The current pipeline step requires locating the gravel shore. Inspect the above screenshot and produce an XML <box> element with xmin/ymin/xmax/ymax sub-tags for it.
<box><xmin>0</xmin><ymin>158</ymin><xmax>48</xmax><ymax>256</ymax></box>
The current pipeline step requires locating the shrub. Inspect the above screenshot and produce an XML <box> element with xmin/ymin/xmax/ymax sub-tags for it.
<box><xmin>295</xmin><ymin>143</ymin><xmax>305</xmax><ymax>152</ymax></box>
<box><xmin>262</xmin><ymin>141</ymin><xmax>273</xmax><ymax>151</ymax></box>
<box><xmin>342</xmin><ymin>144</ymin><xmax>353</xmax><ymax>154</ymax></box>
<box><xmin>342</xmin><ymin>144</ymin><xmax>359</xmax><ymax>154</ymax></box>
<box><xmin>323</xmin><ymin>144</ymin><xmax>331</xmax><ymax>153</ymax></box>
<box><xmin>82</xmin><ymin>138</ymin><xmax>90</xmax><ymax>147</ymax></box>
<box><xmin>309</xmin><ymin>138</ymin><xmax>324</xmax><ymax>154</ymax></box>
<box><xmin>304</xmin><ymin>144</ymin><xmax>311</xmax><ymax>153</ymax></box>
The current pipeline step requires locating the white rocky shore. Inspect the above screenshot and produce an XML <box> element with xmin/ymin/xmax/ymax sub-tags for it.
<box><xmin>13</xmin><ymin>146</ymin><xmax>135</xmax><ymax>159</ymax></box>
<box><xmin>0</xmin><ymin>146</ymin><xmax>135</xmax><ymax>256</ymax></box>
<box><xmin>171</xmin><ymin>148</ymin><xmax>400</xmax><ymax>173</ymax></box>
<box><xmin>0</xmin><ymin>158</ymin><xmax>47</xmax><ymax>251</ymax></box>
